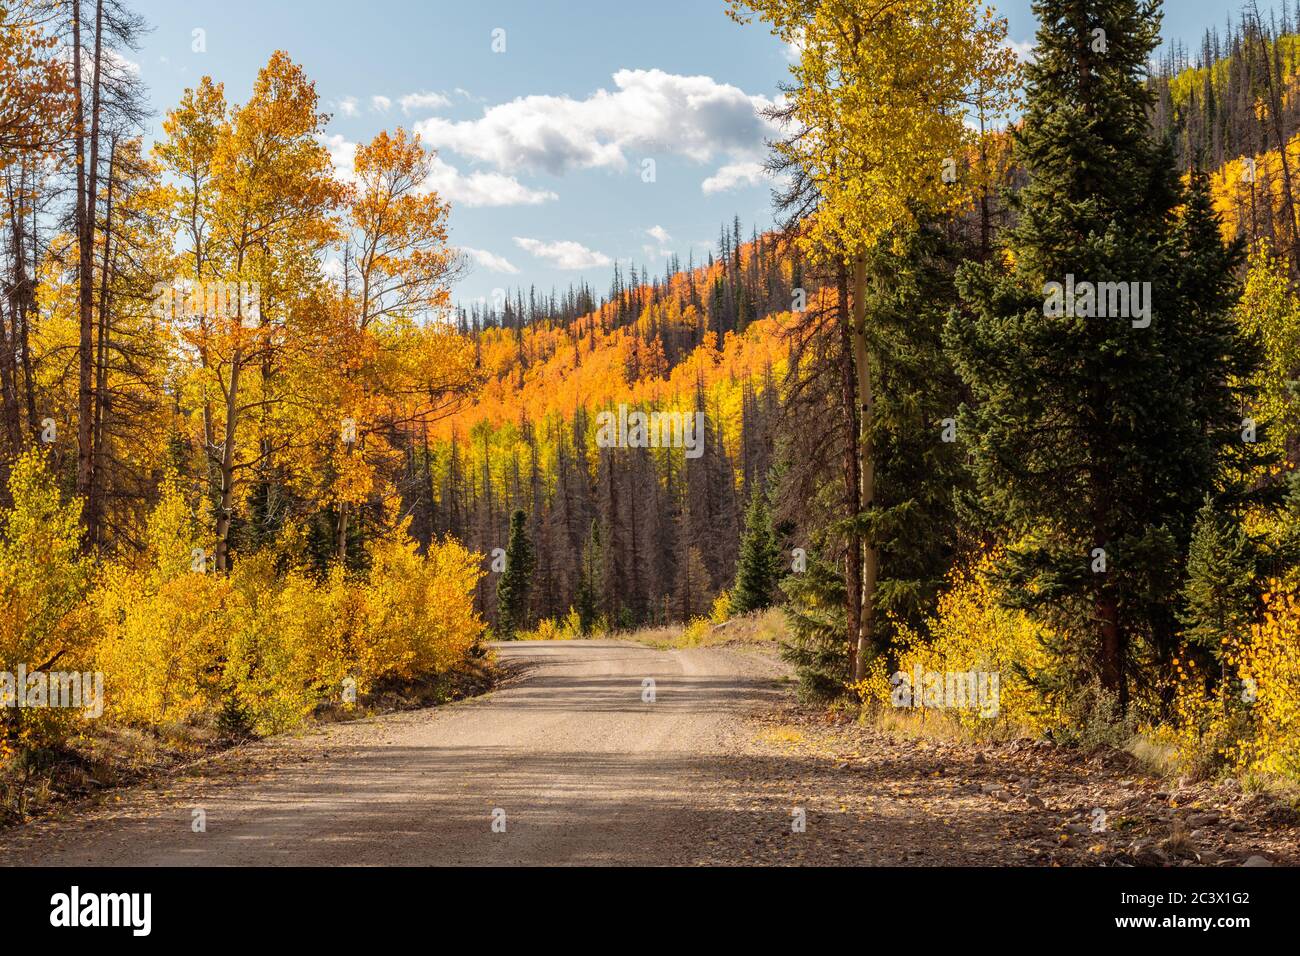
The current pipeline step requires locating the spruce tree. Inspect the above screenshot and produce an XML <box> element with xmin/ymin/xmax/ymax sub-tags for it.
<box><xmin>732</xmin><ymin>488</ymin><xmax>782</xmax><ymax>614</ymax></box>
<box><xmin>575</xmin><ymin>519</ymin><xmax>602</xmax><ymax>635</ymax></box>
<box><xmin>945</xmin><ymin>0</ymin><xmax>1256</xmax><ymax>712</ymax></box>
<box><xmin>496</xmin><ymin>509</ymin><xmax>535</xmax><ymax>640</ymax></box>
<box><xmin>779</xmin><ymin>555</ymin><xmax>849</xmax><ymax>701</ymax></box>
<box><xmin>1180</xmin><ymin>497</ymin><xmax>1256</xmax><ymax>668</ymax></box>
<box><xmin>863</xmin><ymin>226</ymin><xmax>973</xmax><ymax>638</ymax></box>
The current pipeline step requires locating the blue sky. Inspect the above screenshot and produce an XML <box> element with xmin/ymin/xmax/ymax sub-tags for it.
<box><xmin>126</xmin><ymin>0</ymin><xmax>1263</xmax><ymax>309</ymax></box>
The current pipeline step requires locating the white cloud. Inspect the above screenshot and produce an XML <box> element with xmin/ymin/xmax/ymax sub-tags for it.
<box><xmin>784</xmin><ymin>28</ymin><xmax>806</xmax><ymax>64</ymax></box>
<box><xmin>323</xmin><ymin>134</ymin><xmax>358</xmax><ymax>179</ymax></box>
<box><xmin>415</xmin><ymin>69</ymin><xmax>777</xmax><ymax>177</ymax></box>
<box><xmin>513</xmin><ymin>237</ymin><xmax>612</xmax><ymax>271</ymax></box>
<box><xmin>461</xmin><ymin>247</ymin><xmax>520</xmax><ymax>274</ymax></box>
<box><xmin>401</xmin><ymin>91</ymin><xmax>451</xmax><ymax>114</ymax></box>
<box><xmin>72</xmin><ymin>46</ymin><xmax>139</xmax><ymax>78</ymax></box>
<box><xmin>427</xmin><ymin>156</ymin><xmax>557</xmax><ymax>208</ymax></box>
<box><xmin>702</xmin><ymin>161</ymin><xmax>767</xmax><ymax>195</ymax></box>
<box><xmin>337</xmin><ymin>96</ymin><xmax>360</xmax><ymax>118</ymax></box>
<box><xmin>322</xmin><ymin>133</ymin><xmax>556</xmax><ymax>208</ymax></box>
<box><xmin>1006</xmin><ymin>38</ymin><xmax>1036</xmax><ymax>63</ymax></box>
<box><xmin>370</xmin><ymin>95</ymin><xmax>392</xmax><ymax>113</ymax></box>
<box><xmin>643</xmin><ymin>225</ymin><xmax>673</xmax><ymax>258</ymax></box>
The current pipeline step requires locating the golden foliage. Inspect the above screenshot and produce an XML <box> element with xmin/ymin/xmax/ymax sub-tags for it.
<box><xmin>0</xmin><ymin>451</ymin><xmax>92</xmax><ymax>752</ymax></box>
<box><xmin>1154</xmin><ymin>585</ymin><xmax>1300</xmax><ymax>782</ymax></box>
<box><xmin>91</xmin><ymin>485</ymin><xmax>485</xmax><ymax>736</ymax></box>
<box><xmin>1236</xmin><ymin>588</ymin><xmax>1300</xmax><ymax>778</ymax></box>
<box><xmin>729</xmin><ymin>0</ymin><xmax>1018</xmax><ymax>263</ymax></box>
<box><xmin>856</xmin><ymin>555</ymin><xmax>1059</xmax><ymax>736</ymax></box>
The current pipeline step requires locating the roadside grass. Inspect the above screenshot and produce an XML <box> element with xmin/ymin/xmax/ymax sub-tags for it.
<box><xmin>621</xmin><ymin>607</ymin><xmax>788</xmax><ymax>650</ymax></box>
<box><xmin>861</xmin><ymin>691</ymin><xmax>1300</xmax><ymax>800</ymax></box>
<box><xmin>866</xmin><ymin>704</ymin><xmax>1020</xmax><ymax>745</ymax></box>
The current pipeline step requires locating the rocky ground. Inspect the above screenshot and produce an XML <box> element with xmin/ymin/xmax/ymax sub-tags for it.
<box><xmin>696</xmin><ymin>696</ymin><xmax>1300</xmax><ymax>866</ymax></box>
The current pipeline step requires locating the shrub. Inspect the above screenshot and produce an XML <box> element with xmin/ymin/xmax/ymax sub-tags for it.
<box><xmin>0</xmin><ymin>451</ymin><xmax>93</xmax><ymax>754</ymax></box>
<box><xmin>710</xmin><ymin>590</ymin><xmax>732</xmax><ymax>625</ymax></box>
<box><xmin>1150</xmin><ymin>584</ymin><xmax>1300</xmax><ymax>782</ymax></box>
<box><xmin>518</xmin><ymin>613</ymin><xmax>583</xmax><ymax>641</ymax></box>
<box><xmin>94</xmin><ymin>490</ymin><xmax>485</xmax><ymax>737</ymax></box>
<box><xmin>94</xmin><ymin>475</ymin><xmax>230</xmax><ymax>727</ymax></box>
<box><xmin>223</xmin><ymin>558</ymin><xmax>356</xmax><ymax>735</ymax></box>
<box><xmin>95</xmin><ymin>566</ymin><xmax>234</xmax><ymax>727</ymax></box>
<box><xmin>680</xmin><ymin>617</ymin><xmax>713</xmax><ymax>646</ymax></box>
<box><xmin>361</xmin><ymin>527</ymin><xmax>484</xmax><ymax>681</ymax></box>
<box><xmin>1234</xmin><ymin>586</ymin><xmax>1300</xmax><ymax>780</ymax></box>
<box><xmin>857</xmin><ymin>555</ymin><xmax>1060</xmax><ymax>737</ymax></box>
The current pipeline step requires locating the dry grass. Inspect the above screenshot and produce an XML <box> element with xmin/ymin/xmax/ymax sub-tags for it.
<box><xmin>1125</xmin><ymin>734</ymin><xmax>1183</xmax><ymax>778</ymax></box>
<box><xmin>623</xmin><ymin>607</ymin><xmax>788</xmax><ymax>650</ymax></box>
<box><xmin>866</xmin><ymin>702</ymin><xmax>1031</xmax><ymax>744</ymax></box>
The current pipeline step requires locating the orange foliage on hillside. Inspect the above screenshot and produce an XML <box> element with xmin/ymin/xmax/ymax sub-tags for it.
<box><xmin>434</xmin><ymin>239</ymin><xmax>797</xmax><ymax>467</ymax></box>
<box><xmin>436</xmin><ymin>312</ymin><xmax>792</xmax><ymax>446</ymax></box>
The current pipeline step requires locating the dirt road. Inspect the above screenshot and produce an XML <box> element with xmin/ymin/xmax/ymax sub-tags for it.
<box><xmin>0</xmin><ymin>641</ymin><xmax>791</xmax><ymax>866</ymax></box>
<box><xmin>2</xmin><ymin>639</ymin><xmax>1295</xmax><ymax>866</ymax></box>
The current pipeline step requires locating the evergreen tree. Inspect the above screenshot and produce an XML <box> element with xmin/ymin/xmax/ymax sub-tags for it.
<box><xmin>945</xmin><ymin>0</ymin><xmax>1257</xmax><ymax>712</ymax></box>
<box><xmin>496</xmin><ymin>509</ymin><xmax>535</xmax><ymax>639</ymax></box>
<box><xmin>862</xmin><ymin>226</ymin><xmax>974</xmax><ymax>639</ymax></box>
<box><xmin>779</xmin><ymin>555</ymin><xmax>849</xmax><ymax>701</ymax></box>
<box><xmin>1180</xmin><ymin>497</ymin><xmax>1256</xmax><ymax>669</ymax></box>
<box><xmin>575</xmin><ymin>519</ymin><xmax>603</xmax><ymax>635</ymax></box>
<box><xmin>732</xmin><ymin>487</ymin><xmax>783</xmax><ymax>614</ymax></box>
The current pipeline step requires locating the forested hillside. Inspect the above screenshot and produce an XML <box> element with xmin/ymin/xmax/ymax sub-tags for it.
<box><xmin>418</xmin><ymin>231</ymin><xmax>794</xmax><ymax>630</ymax></box>
<box><xmin>1153</xmin><ymin>8</ymin><xmax>1300</xmax><ymax>279</ymax></box>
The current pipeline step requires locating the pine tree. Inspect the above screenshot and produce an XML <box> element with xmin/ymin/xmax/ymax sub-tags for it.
<box><xmin>946</xmin><ymin>0</ymin><xmax>1257</xmax><ymax>712</ymax></box>
<box><xmin>575</xmin><ymin>519</ymin><xmax>602</xmax><ymax>635</ymax></box>
<box><xmin>496</xmin><ymin>509</ymin><xmax>535</xmax><ymax>640</ymax></box>
<box><xmin>779</xmin><ymin>555</ymin><xmax>849</xmax><ymax>701</ymax></box>
<box><xmin>732</xmin><ymin>488</ymin><xmax>782</xmax><ymax>614</ymax></box>
<box><xmin>1180</xmin><ymin>497</ymin><xmax>1256</xmax><ymax>666</ymax></box>
<box><xmin>862</xmin><ymin>226</ymin><xmax>974</xmax><ymax>638</ymax></box>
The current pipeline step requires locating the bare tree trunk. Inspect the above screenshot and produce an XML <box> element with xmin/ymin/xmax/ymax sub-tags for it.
<box><xmin>74</xmin><ymin>0</ymin><xmax>106</xmax><ymax>545</ymax></box>
<box><xmin>91</xmin><ymin>137</ymin><xmax>116</xmax><ymax>548</ymax></box>
<box><xmin>835</xmin><ymin>268</ymin><xmax>863</xmax><ymax>679</ymax></box>
<box><xmin>71</xmin><ymin>0</ymin><xmax>88</xmax><ymax>494</ymax></box>
<box><xmin>2</xmin><ymin>168</ymin><xmax>30</xmax><ymax>451</ymax></box>
<box><xmin>214</xmin><ymin>353</ymin><xmax>242</xmax><ymax>573</ymax></box>
<box><xmin>1098</xmin><ymin>594</ymin><xmax>1125</xmax><ymax>710</ymax></box>
<box><xmin>337</xmin><ymin>501</ymin><xmax>348</xmax><ymax>563</ymax></box>
<box><xmin>850</xmin><ymin>254</ymin><xmax>878</xmax><ymax>682</ymax></box>
<box><xmin>0</xmin><ymin>300</ymin><xmax>21</xmax><ymax>454</ymax></box>
<box><xmin>978</xmin><ymin>108</ymin><xmax>992</xmax><ymax>261</ymax></box>
<box><xmin>20</xmin><ymin>162</ymin><xmax>38</xmax><ymax>437</ymax></box>
<box><xmin>1254</xmin><ymin>7</ymin><xmax>1300</xmax><ymax>274</ymax></box>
